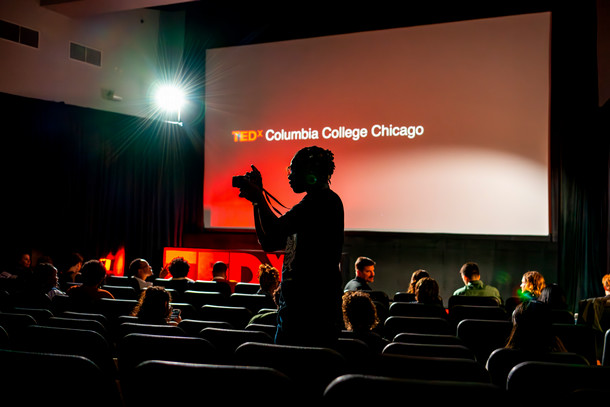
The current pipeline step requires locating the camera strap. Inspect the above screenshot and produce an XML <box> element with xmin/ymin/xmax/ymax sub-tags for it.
<box><xmin>262</xmin><ymin>188</ymin><xmax>289</xmax><ymax>216</ymax></box>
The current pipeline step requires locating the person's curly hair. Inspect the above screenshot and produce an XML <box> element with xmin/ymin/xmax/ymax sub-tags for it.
<box><xmin>168</xmin><ymin>257</ymin><xmax>190</xmax><ymax>279</ymax></box>
<box><xmin>258</xmin><ymin>263</ymin><xmax>279</xmax><ymax>293</ymax></box>
<box><xmin>342</xmin><ymin>290</ymin><xmax>379</xmax><ymax>332</ymax></box>
<box><xmin>131</xmin><ymin>286</ymin><xmax>172</xmax><ymax>324</ymax></box>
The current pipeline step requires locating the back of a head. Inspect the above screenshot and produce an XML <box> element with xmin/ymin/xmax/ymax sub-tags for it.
<box><xmin>408</xmin><ymin>269</ymin><xmax>430</xmax><ymax>293</ymax></box>
<box><xmin>133</xmin><ymin>286</ymin><xmax>172</xmax><ymax>323</ymax></box>
<box><xmin>602</xmin><ymin>274</ymin><xmax>610</xmax><ymax>294</ymax></box>
<box><xmin>522</xmin><ymin>271</ymin><xmax>545</xmax><ymax>298</ymax></box>
<box><xmin>342</xmin><ymin>290</ymin><xmax>379</xmax><ymax>332</ymax></box>
<box><xmin>258</xmin><ymin>263</ymin><xmax>279</xmax><ymax>291</ymax></box>
<box><xmin>127</xmin><ymin>258</ymin><xmax>145</xmax><ymax>278</ymax></box>
<box><xmin>507</xmin><ymin>300</ymin><xmax>557</xmax><ymax>352</ymax></box>
<box><xmin>80</xmin><ymin>260</ymin><xmax>107</xmax><ymax>287</ymax></box>
<box><xmin>169</xmin><ymin>257</ymin><xmax>190</xmax><ymax>279</ymax></box>
<box><xmin>212</xmin><ymin>261</ymin><xmax>228</xmax><ymax>278</ymax></box>
<box><xmin>415</xmin><ymin>277</ymin><xmax>440</xmax><ymax>304</ymax></box>
<box><xmin>460</xmin><ymin>262</ymin><xmax>480</xmax><ymax>280</ymax></box>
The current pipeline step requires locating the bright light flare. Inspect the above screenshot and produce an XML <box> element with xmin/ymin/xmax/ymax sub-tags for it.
<box><xmin>154</xmin><ymin>85</ymin><xmax>186</xmax><ymax>112</ymax></box>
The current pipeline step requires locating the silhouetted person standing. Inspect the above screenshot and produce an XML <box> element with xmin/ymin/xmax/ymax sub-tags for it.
<box><xmin>236</xmin><ymin>146</ymin><xmax>344</xmax><ymax>347</ymax></box>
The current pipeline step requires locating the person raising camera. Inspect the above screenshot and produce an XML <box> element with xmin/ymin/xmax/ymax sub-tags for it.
<box><xmin>235</xmin><ymin>146</ymin><xmax>344</xmax><ymax>348</ymax></box>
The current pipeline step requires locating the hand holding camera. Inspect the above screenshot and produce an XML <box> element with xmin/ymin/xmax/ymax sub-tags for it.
<box><xmin>233</xmin><ymin>165</ymin><xmax>264</xmax><ymax>203</ymax></box>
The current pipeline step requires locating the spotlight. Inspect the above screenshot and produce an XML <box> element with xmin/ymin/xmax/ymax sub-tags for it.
<box><xmin>154</xmin><ymin>84</ymin><xmax>185</xmax><ymax>126</ymax></box>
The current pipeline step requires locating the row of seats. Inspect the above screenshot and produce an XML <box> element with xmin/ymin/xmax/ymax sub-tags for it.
<box><xmin>2</xmin><ymin>300</ymin><xmax>610</xmax><ymax>405</ymax></box>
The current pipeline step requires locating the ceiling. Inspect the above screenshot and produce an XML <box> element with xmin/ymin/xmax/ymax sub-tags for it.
<box><xmin>40</xmin><ymin>0</ymin><xmax>198</xmax><ymax>19</ymax></box>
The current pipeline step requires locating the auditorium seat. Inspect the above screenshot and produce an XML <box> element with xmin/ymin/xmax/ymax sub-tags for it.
<box><xmin>393</xmin><ymin>332</ymin><xmax>464</xmax><ymax>346</ymax></box>
<box><xmin>11</xmin><ymin>306</ymin><xmax>54</xmax><ymax>323</ymax></box>
<box><xmin>228</xmin><ymin>292</ymin><xmax>276</xmax><ymax>314</ymax></box>
<box><xmin>41</xmin><ymin>316</ymin><xmax>110</xmax><ymax>343</ymax></box>
<box><xmin>234</xmin><ymin>282</ymin><xmax>260</xmax><ymax>294</ymax></box>
<box><xmin>190</xmin><ymin>280</ymin><xmax>232</xmax><ymax>297</ymax></box>
<box><xmin>448</xmin><ymin>305</ymin><xmax>509</xmax><ymax>328</ymax></box>
<box><xmin>199</xmin><ymin>304</ymin><xmax>253</xmax><ymax>329</ymax></box>
<box><xmin>0</xmin><ymin>325</ymin><xmax>9</xmax><ymax>348</ymax></box>
<box><xmin>382</xmin><ymin>342</ymin><xmax>477</xmax><ymax>361</ymax></box>
<box><xmin>370</xmin><ymin>353</ymin><xmax>491</xmax><ymax>383</ymax></box>
<box><xmin>485</xmin><ymin>347</ymin><xmax>590</xmax><ymax>387</ymax></box>
<box><xmin>198</xmin><ymin>327</ymin><xmax>273</xmax><ymax>363</ymax></box>
<box><xmin>182</xmin><ymin>290</ymin><xmax>228</xmax><ymax>308</ymax></box>
<box><xmin>332</xmin><ymin>337</ymin><xmax>378</xmax><ymax>374</ymax></box>
<box><xmin>123</xmin><ymin>360</ymin><xmax>294</xmax><ymax>407</ymax></box>
<box><xmin>118</xmin><ymin>321</ymin><xmax>188</xmax><ymax>338</ymax></box>
<box><xmin>0</xmin><ymin>348</ymin><xmax>122</xmax><ymax>407</ymax></box>
<box><xmin>456</xmin><ymin>319</ymin><xmax>513</xmax><ymax>363</ymax></box>
<box><xmin>117</xmin><ymin>333</ymin><xmax>219</xmax><ymax>379</ymax></box>
<box><xmin>105</xmin><ymin>274</ymin><xmax>135</xmax><ymax>287</ymax></box>
<box><xmin>234</xmin><ymin>341</ymin><xmax>347</xmax><ymax>402</ymax></box>
<box><xmin>388</xmin><ymin>302</ymin><xmax>447</xmax><ymax>319</ymax></box>
<box><xmin>19</xmin><ymin>325</ymin><xmax>118</xmax><ymax>378</ymax></box>
<box><xmin>393</xmin><ymin>292</ymin><xmax>415</xmax><ymax>303</ymax></box>
<box><xmin>323</xmin><ymin>374</ymin><xmax>506</xmax><ymax>405</ymax></box>
<box><xmin>0</xmin><ymin>312</ymin><xmax>37</xmax><ymax>348</ymax></box>
<box><xmin>101</xmin><ymin>284</ymin><xmax>139</xmax><ymax>300</ymax></box>
<box><xmin>447</xmin><ymin>295</ymin><xmax>502</xmax><ymax>308</ymax></box>
<box><xmin>178</xmin><ymin>318</ymin><xmax>234</xmax><ymax>336</ymax></box>
<box><xmin>506</xmin><ymin>361</ymin><xmax>610</xmax><ymax>402</ymax></box>
<box><xmin>245</xmin><ymin>322</ymin><xmax>277</xmax><ymax>337</ymax></box>
<box><xmin>383</xmin><ymin>316</ymin><xmax>452</xmax><ymax>339</ymax></box>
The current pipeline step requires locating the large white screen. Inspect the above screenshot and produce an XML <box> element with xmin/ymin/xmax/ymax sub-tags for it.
<box><xmin>204</xmin><ymin>12</ymin><xmax>550</xmax><ymax>235</ymax></box>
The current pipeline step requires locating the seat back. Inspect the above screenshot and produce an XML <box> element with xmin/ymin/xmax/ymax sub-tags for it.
<box><xmin>182</xmin><ymin>290</ymin><xmax>228</xmax><ymax>308</ymax></box>
<box><xmin>117</xmin><ymin>333</ymin><xmax>219</xmax><ymax>376</ymax></box>
<box><xmin>199</xmin><ymin>304</ymin><xmax>253</xmax><ymax>329</ymax></box>
<box><xmin>371</xmin><ymin>353</ymin><xmax>491</xmax><ymax>383</ymax></box>
<box><xmin>228</xmin><ymin>293</ymin><xmax>276</xmax><ymax>314</ymax></box>
<box><xmin>383</xmin><ymin>316</ymin><xmax>452</xmax><ymax>339</ymax></box>
<box><xmin>199</xmin><ymin>327</ymin><xmax>274</xmax><ymax>362</ymax></box>
<box><xmin>393</xmin><ymin>292</ymin><xmax>415</xmax><ymax>303</ymax></box>
<box><xmin>234</xmin><ymin>282</ymin><xmax>260</xmax><ymax>294</ymax></box>
<box><xmin>324</xmin><ymin>374</ymin><xmax>505</xmax><ymax>404</ymax></box>
<box><xmin>124</xmin><ymin>360</ymin><xmax>294</xmax><ymax>407</ymax></box>
<box><xmin>19</xmin><ymin>325</ymin><xmax>117</xmax><ymax>378</ymax></box>
<box><xmin>234</xmin><ymin>341</ymin><xmax>347</xmax><ymax>401</ymax></box>
<box><xmin>42</xmin><ymin>316</ymin><xmax>110</xmax><ymax>342</ymax></box>
<box><xmin>447</xmin><ymin>295</ymin><xmax>502</xmax><ymax>308</ymax></box>
<box><xmin>448</xmin><ymin>305</ymin><xmax>509</xmax><ymax>328</ymax></box>
<box><xmin>383</xmin><ymin>342</ymin><xmax>477</xmax><ymax>361</ymax></box>
<box><xmin>178</xmin><ymin>318</ymin><xmax>234</xmax><ymax>336</ymax></box>
<box><xmin>388</xmin><ymin>302</ymin><xmax>447</xmax><ymax>318</ymax></box>
<box><xmin>486</xmin><ymin>347</ymin><xmax>590</xmax><ymax>387</ymax></box>
<box><xmin>119</xmin><ymin>321</ymin><xmax>187</xmax><ymax>338</ymax></box>
<box><xmin>603</xmin><ymin>329</ymin><xmax>610</xmax><ymax>366</ymax></box>
<box><xmin>0</xmin><ymin>312</ymin><xmax>37</xmax><ymax>348</ymax></box>
<box><xmin>456</xmin><ymin>318</ymin><xmax>513</xmax><ymax>363</ymax></box>
<box><xmin>393</xmin><ymin>332</ymin><xmax>464</xmax><ymax>346</ymax></box>
<box><xmin>0</xmin><ymin>348</ymin><xmax>122</xmax><ymax>407</ymax></box>
<box><xmin>507</xmin><ymin>361</ymin><xmax>610</xmax><ymax>402</ymax></box>
<box><xmin>101</xmin><ymin>284</ymin><xmax>139</xmax><ymax>300</ymax></box>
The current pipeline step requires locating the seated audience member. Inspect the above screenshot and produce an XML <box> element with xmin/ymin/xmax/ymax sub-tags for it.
<box><xmin>166</xmin><ymin>257</ymin><xmax>194</xmax><ymax>293</ymax></box>
<box><xmin>131</xmin><ymin>286</ymin><xmax>181</xmax><ymax>325</ymax></box>
<box><xmin>603</xmin><ymin>274</ymin><xmax>610</xmax><ymax>298</ymax></box>
<box><xmin>212</xmin><ymin>261</ymin><xmax>236</xmax><ymax>293</ymax></box>
<box><xmin>128</xmin><ymin>258</ymin><xmax>154</xmax><ymax>291</ymax></box>
<box><xmin>57</xmin><ymin>252</ymin><xmax>84</xmax><ymax>291</ymax></box>
<box><xmin>452</xmin><ymin>262</ymin><xmax>502</xmax><ymax>304</ymax></box>
<box><xmin>257</xmin><ymin>263</ymin><xmax>279</xmax><ymax>299</ymax></box>
<box><xmin>505</xmin><ymin>300</ymin><xmax>566</xmax><ymax>353</ymax></box>
<box><xmin>538</xmin><ymin>283</ymin><xmax>569</xmax><ymax>311</ymax></box>
<box><xmin>344</xmin><ymin>256</ymin><xmax>376</xmax><ymax>292</ymax></box>
<box><xmin>519</xmin><ymin>270</ymin><xmax>546</xmax><ymax>301</ymax></box>
<box><xmin>414</xmin><ymin>277</ymin><xmax>443</xmax><ymax>306</ymax></box>
<box><xmin>249</xmin><ymin>286</ymin><xmax>281</xmax><ymax>326</ymax></box>
<box><xmin>407</xmin><ymin>269</ymin><xmax>430</xmax><ymax>294</ymax></box>
<box><xmin>67</xmin><ymin>260</ymin><xmax>114</xmax><ymax>311</ymax></box>
<box><xmin>18</xmin><ymin>262</ymin><xmax>66</xmax><ymax>306</ymax></box>
<box><xmin>342</xmin><ymin>290</ymin><xmax>389</xmax><ymax>353</ymax></box>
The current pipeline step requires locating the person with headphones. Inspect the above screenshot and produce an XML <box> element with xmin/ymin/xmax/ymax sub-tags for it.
<box><xmin>235</xmin><ymin>146</ymin><xmax>344</xmax><ymax>348</ymax></box>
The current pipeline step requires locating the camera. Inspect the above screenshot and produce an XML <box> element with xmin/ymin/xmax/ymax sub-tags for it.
<box><xmin>232</xmin><ymin>174</ymin><xmax>250</xmax><ymax>189</ymax></box>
